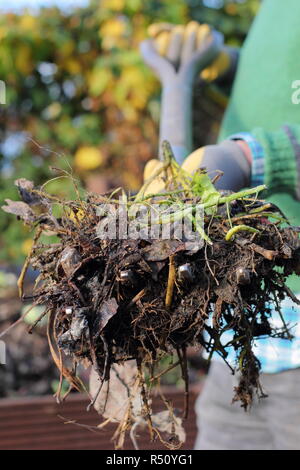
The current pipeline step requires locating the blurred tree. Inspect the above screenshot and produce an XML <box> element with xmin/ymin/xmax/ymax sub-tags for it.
<box><xmin>0</xmin><ymin>0</ymin><xmax>260</xmax><ymax>262</ymax></box>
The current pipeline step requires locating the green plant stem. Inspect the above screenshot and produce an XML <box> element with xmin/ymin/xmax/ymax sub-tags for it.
<box><xmin>203</xmin><ymin>185</ymin><xmax>267</xmax><ymax>210</ymax></box>
<box><xmin>225</xmin><ymin>225</ymin><xmax>259</xmax><ymax>241</ymax></box>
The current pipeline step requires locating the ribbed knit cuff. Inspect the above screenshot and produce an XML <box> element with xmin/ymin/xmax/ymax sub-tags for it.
<box><xmin>228</xmin><ymin>132</ymin><xmax>265</xmax><ymax>188</ymax></box>
<box><xmin>251</xmin><ymin>125</ymin><xmax>300</xmax><ymax>197</ymax></box>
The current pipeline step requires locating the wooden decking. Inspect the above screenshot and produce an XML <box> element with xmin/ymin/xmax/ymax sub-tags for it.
<box><xmin>0</xmin><ymin>390</ymin><xmax>198</xmax><ymax>450</ymax></box>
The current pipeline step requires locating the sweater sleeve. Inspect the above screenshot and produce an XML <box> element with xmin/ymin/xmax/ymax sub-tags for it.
<box><xmin>251</xmin><ymin>125</ymin><xmax>300</xmax><ymax>198</ymax></box>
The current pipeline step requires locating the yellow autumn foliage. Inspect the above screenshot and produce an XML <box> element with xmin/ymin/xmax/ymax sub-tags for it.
<box><xmin>19</xmin><ymin>14</ymin><xmax>37</xmax><ymax>31</ymax></box>
<box><xmin>102</xmin><ymin>0</ymin><xmax>125</xmax><ymax>11</ymax></box>
<box><xmin>99</xmin><ymin>17</ymin><xmax>128</xmax><ymax>49</ymax></box>
<box><xmin>15</xmin><ymin>44</ymin><xmax>33</xmax><ymax>75</ymax></box>
<box><xmin>114</xmin><ymin>66</ymin><xmax>156</xmax><ymax>113</ymax></box>
<box><xmin>100</xmin><ymin>17</ymin><xmax>127</xmax><ymax>37</ymax></box>
<box><xmin>59</xmin><ymin>40</ymin><xmax>76</xmax><ymax>59</ymax></box>
<box><xmin>21</xmin><ymin>238</ymin><xmax>34</xmax><ymax>255</ymax></box>
<box><xmin>88</xmin><ymin>67</ymin><xmax>113</xmax><ymax>96</ymax></box>
<box><xmin>64</xmin><ymin>58</ymin><xmax>82</xmax><ymax>75</ymax></box>
<box><xmin>0</xmin><ymin>26</ymin><xmax>6</xmax><ymax>40</ymax></box>
<box><xmin>74</xmin><ymin>146</ymin><xmax>104</xmax><ymax>170</ymax></box>
<box><xmin>43</xmin><ymin>102</ymin><xmax>62</xmax><ymax>120</ymax></box>
<box><xmin>68</xmin><ymin>208</ymin><xmax>86</xmax><ymax>223</ymax></box>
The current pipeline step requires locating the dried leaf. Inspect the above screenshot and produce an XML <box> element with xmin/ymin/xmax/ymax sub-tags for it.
<box><xmin>15</xmin><ymin>178</ymin><xmax>49</xmax><ymax>206</ymax></box>
<box><xmin>142</xmin><ymin>240</ymin><xmax>185</xmax><ymax>262</ymax></box>
<box><xmin>98</xmin><ymin>298</ymin><xmax>118</xmax><ymax>331</ymax></box>
<box><xmin>59</xmin><ymin>247</ymin><xmax>81</xmax><ymax>277</ymax></box>
<box><xmin>2</xmin><ymin>199</ymin><xmax>36</xmax><ymax>224</ymax></box>
<box><xmin>90</xmin><ymin>361</ymin><xmax>141</xmax><ymax>423</ymax></box>
<box><xmin>151</xmin><ymin>410</ymin><xmax>186</xmax><ymax>444</ymax></box>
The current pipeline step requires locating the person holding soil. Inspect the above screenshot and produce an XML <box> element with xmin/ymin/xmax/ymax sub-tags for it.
<box><xmin>140</xmin><ymin>0</ymin><xmax>300</xmax><ymax>450</ymax></box>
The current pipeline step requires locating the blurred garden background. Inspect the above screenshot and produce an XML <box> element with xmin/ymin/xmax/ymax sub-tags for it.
<box><xmin>0</xmin><ymin>0</ymin><xmax>260</xmax><ymax>398</ymax></box>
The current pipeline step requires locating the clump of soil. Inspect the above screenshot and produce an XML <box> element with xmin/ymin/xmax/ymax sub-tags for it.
<box><xmin>2</xmin><ymin>146</ymin><xmax>300</xmax><ymax>448</ymax></box>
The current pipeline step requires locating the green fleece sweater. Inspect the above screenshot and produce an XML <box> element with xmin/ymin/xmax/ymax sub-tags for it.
<box><xmin>219</xmin><ymin>0</ymin><xmax>300</xmax><ymax>291</ymax></box>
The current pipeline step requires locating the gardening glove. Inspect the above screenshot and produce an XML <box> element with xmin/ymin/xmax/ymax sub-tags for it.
<box><xmin>143</xmin><ymin>140</ymin><xmax>251</xmax><ymax>195</ymax></box>
<box><xmin>140</xmin><ymin>21</ymin><xmax>223</xmax><ymax>164</ymax></box>
<box><xmin>148</xmin><ymin>21</ymin><xmax>238</xmax><ymax>84</ymax></box>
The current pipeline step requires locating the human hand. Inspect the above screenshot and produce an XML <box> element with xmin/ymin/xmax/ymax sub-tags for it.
<box><xmin>140</xmin><ymin>22</ymin><xmax>223</xmax><ymax>163</ymax></box>
<box><xmin>147</xmin><ymin>21</ymin><xmax>237</xmax><ymax>84</ymax></box>
<box><xmin>140</xmin><ymin>20</ymin><xmax>223</xmax><ymax>87</ymax></box>
<box><xmin>143</xmin><ymin>140</ymin><xmax>251</xmax><ymax>195</ymax></box>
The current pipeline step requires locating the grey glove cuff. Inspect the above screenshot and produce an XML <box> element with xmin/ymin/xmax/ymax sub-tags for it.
<box><xmin>159</xmin><ymin>83</ymin><xmax>192</xmax><ymax>163</ymax></box>
<box><xmin>201</xmin><ymin>140</ymin><xmax>251</xmax><ymax>191</ymax></box>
